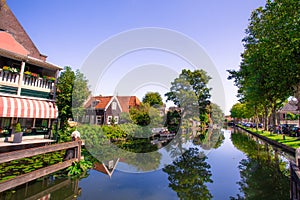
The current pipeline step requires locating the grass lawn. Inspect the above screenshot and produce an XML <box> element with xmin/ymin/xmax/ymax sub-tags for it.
<box><xmin>247</xmin><ymin>128</ymin><xmax>300</xmax><ymax>149</ymax></box>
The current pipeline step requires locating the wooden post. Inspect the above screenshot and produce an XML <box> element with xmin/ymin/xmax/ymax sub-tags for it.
<box><xmin>17</xmin><ymin>61</ymin><xmax>25</xmax><ymax>96</ymax></box>
<box><xmin>296</xmin><ymin>148</ymin><xmax>300</xmax><ymax>167</ymax></box>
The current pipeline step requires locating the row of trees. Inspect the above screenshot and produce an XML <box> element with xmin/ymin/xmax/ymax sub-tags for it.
<box><xmin>228</xmin><ymin>0</ymin><xmax>300</xmax><ymax>129</ymax></box>
<box><xmin>55</xmin><ymin>66</ymin><xmax>223</xmax><ymax>131</ymax></box>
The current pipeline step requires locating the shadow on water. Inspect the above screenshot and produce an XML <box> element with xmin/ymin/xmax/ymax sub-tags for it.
<box><xmin>230</xmin><ymin>129</ymin><xmax>290</xmax><ymax>200</ymax></box>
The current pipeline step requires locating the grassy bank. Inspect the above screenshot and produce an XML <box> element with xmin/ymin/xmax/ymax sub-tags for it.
<box><xmin>244</xmin><ymin>127</ymin><xmax>300</xmax><ymax>149</ymax></box>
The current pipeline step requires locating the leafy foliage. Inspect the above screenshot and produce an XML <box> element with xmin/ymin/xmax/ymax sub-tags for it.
<box><xmin>56</xmin><ymin>66</ymin><xmax>90</xmax><ymax>129</ymax></box>
<box><xmin>66</xmin><ymin>160</ymin><xmax>93</xmax><ymax>176</ymax></box>
<box><xmin>163</xmin><ymin>148</ymin><xmax>213</xmax><ymax>200</ymax></box>
<box><xmin>165</xmin><ymin>69</ymin><xmax>211</xmax><ymax>126</ymax></box>
<box><xmin>227</xmin><ymin>0</ymin><xmax>300</xmax><ymax>128</ymax></box>
<box><xmin>142</xmin><ymin>92</ymin><xmax>163</xmax><ymax>107</ymax></box>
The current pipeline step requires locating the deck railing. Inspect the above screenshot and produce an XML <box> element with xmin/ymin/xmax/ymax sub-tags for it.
<box><xmin>0</xmin><ymin>70</ymin><xmax>54</xmax><ymax>92</ymax></box>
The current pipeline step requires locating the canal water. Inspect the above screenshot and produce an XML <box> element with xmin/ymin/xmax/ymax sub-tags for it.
<box><xmin>0</xmin><ymin>128</ymin><xmax>291</xmax><ymax>199</ymax></box>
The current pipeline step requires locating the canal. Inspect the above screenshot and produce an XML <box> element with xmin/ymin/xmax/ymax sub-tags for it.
<box><xmin>0</xmin><ymin>127</ymin><xmax>292</xmax><ymax>199</ymax></box>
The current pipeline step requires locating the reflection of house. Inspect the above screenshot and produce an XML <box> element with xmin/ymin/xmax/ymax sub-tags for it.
<box><xmin>278</xmin><ymin>100</ymin><xmax>299</xmax><ymax>126</ymax></box>
<box><xmin>0</xmin><ymin>1</ymin><xmax>61</xmax><ymax>138</ymax></box>
<box><xmin>83</xmin><ymin>95</ymin><xmax>141</xmax><ymax>125</ymax></box>
<box><xmin>94</xmin><ymin>158</ymin><xmax>120</xmax><ymax>178</ymax></box>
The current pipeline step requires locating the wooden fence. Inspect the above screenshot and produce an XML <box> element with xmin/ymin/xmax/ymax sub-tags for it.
<box><xmin>0</xmin><ymin>141</ymin><xmax>82</xmax><ymax>192</ymax></box>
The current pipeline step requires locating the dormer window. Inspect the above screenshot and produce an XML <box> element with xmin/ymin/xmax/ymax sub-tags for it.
<box><xmin>92</xmin><ymin>100</ymin><xmax>99</xmax><ymax>107</ymax></box>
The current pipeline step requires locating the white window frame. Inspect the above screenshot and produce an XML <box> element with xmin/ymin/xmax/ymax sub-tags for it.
<box><xmin>107</xmin><ymin>116</ymin><xmax>112</xmax><ymax>125</ymax></box>
<box><xmin>114</xmin><ymin>116</ymin><xmax>119</xmax><ymax>124</ymax></box>
<box><xmin>112</xmin><ymin>102</ymin><xmax>117</xmax><ymax>110</ymax></box>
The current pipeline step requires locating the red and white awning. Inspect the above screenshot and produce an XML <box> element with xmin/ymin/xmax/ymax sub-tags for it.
<box><xmin>0</xmin><ymin>96</ymin><xmax>58</xmax><ymax>119</ymax></box>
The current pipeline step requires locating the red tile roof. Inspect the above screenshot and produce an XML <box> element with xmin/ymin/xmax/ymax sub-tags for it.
<box><xmin>0</xmin><ymin>31</ymin><xmax>29</xmax><ymax>56</ymax></box>
<box><xmin>84</xmin><ymin>96</ymin><xmax>141</xmax><ymax>112</ymax></box>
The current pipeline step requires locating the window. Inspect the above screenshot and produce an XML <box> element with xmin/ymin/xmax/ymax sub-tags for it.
<box><xmin>96</xmin><ymin>116</ymin><xmax>102</xmax><ymax>125</ymax></box>
<box><xmin>112</xmin><ymin>102</ymin><xmax>117</xmax><ymax>110</ymax></box>
<box><xmin>114</xmin><ymin>116</ymin><xmax>119</xmax><ymax>124</ymax></box>
<box><xmin>107</xmin><ymin>116</ymin><xmax>112</xmax><ymax>125</ymax></box>
<box><xmin>85</xmin><ymin>115</ymin><xmax>89</xmax><ymax>123</ymax></box>
<box><xmin>35</xmin><ymin>119</ymin><xmax>48</xmax><ymax>128</ymax></box>
<box><xmin>0</xmin><ymin>118</ymin><xmax>10</xmax><ymax>129</ymax></box>
<box><xmin>18</xmin><ymin>118</ymin><xmax>33</xmax><ymax>129</ymax></box>
<box><xmin>90</xmin><ymin>115</ymin><xmax>94</xmax><ymax>124</ymax></box>
<box><xmin>92</xmin><ymin>100</ymin><xmax>100</xmax><ymax>107</ymax></box>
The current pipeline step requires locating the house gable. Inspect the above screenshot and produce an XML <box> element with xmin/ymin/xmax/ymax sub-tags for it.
<box><xmin>0</xmin><ymin>0</ymin><xmax>46</xmax><ymax>61</ymax></box>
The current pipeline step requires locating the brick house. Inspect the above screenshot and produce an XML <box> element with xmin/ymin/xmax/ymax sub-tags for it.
<box><xmin>0</xmin><ymin>0</ymin><xmax>62</xmax><ymax>138</ymax></box>
<box><xmin>83</xmin><ymin>95</ymin><xmax>141</xmax><ymax>125</ymax></box>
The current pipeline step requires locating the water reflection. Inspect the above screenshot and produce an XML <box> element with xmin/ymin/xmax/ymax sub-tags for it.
<box><xmin>163</xmin><ymin>147</ymin><xmax>213</xmax><ymax>199</ymax></box>
<box><xmin>1</xmin><ymin>128</ymin><xmax>292</xmax><ymax>199</ymax></box>
<box><xmin>230</xmin><ymin>130</ymin><xmax>290</xmax><ymax>200</ymax></box>
<box><xmin>0</xmin><ymin>175</ymin><xmax>80</xmax><ymax>200</ymax></box>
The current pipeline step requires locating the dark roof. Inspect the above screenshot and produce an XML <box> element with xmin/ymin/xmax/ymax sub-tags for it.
<box><xmin>0</xmin><ymin>0</ymin><xmax>46</xmax><ymax>60</ymax></box>
<box><xmin>279</xmin><ymin>100</ymin><xmax>299</xmax><ymax>113</ymax></box>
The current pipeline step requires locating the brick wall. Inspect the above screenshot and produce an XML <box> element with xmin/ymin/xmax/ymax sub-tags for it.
<box><xmin>0</xmin><ymin>0</ymin><xmax>47</xmax><ymax>61</ymax></box>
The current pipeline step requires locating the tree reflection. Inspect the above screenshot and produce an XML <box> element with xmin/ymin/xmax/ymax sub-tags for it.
<box><xmin>163</xmin><ymin>148</ymin><xmax>213</xmax><ymax>200</ymax></box>
<box><xmin>192</xmin><ymin>129</ymin><xmax>225</xmax><ymax>150</ymax></box>
<box><xmin>230</xmin><ymin>132</ymin><xmax>289</xmax><ymax>200</ymax></box>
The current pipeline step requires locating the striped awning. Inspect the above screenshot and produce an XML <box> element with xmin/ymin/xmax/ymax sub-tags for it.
<box><xmin>0</xmin><ymin>96</ymin><xmax>58</xmax><ymax>119</ymax></box>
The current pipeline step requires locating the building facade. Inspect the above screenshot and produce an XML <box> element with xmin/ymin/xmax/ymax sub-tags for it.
<box><xmin>0</xmin><ymin>0</ymin><xmax>61</xmax><ymax>138</ymax></box>
<box><xmin>84</xmin><ymin>95</ymin><xmax>141</xmax><ymax>125</ymax></box>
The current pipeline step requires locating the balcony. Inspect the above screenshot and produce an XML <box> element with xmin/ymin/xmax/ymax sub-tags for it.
<box><xmin>0</xmin><ymin>69</ymin><xmax>55</xmax><ymax>94</ymax></box>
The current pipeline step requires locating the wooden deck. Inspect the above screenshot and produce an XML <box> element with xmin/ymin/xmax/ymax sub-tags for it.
<box><xmin>0</xmin><ymin>138</ymin><xmax>55</xmax><ymax>147</ymax></box>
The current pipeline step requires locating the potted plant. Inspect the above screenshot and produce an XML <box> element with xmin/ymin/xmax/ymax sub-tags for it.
<box><xmin>24</xmin><ymin>71</ymin><xmax>31</xmax><ymax>77</ymax></box>
<box><xmin>12</xmin><ymin>123</ymin><xmax>23</xmax><ymax>143</ymax></box>
<box><xmin>9</xmin><ymin>67</ymin><xmax>19</xmax><ymax>74</ymax></box>
<box><xmin>31</xmin><ymin>73</ymin><xmax>39</xmax><ymax>78</ymax></box>
<box><xmin>2</xmin><ymin>66</ymin><xmax>10</xmax><ymax>73</ymax></box>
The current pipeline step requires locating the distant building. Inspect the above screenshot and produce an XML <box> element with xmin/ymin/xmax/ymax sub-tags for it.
<box><xmin>0</xmin><ymin>0</ymin><xmax>62</xmax><ymax>138</ymax></box>
<box><xmin>83</xmin><ymin>95</ymin><xmax>141</xmax><ymax>125</ymax></box>
<box><xmin>278</xmin><ymin>100</ymin><xmax>299</xmax><ymax>126</ymax></box>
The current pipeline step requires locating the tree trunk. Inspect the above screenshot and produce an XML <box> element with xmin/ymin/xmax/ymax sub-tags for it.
<box><xmin>264</xmin><ymin>106</ymin><xmax>269</xmax><ymax>131</ymax></box>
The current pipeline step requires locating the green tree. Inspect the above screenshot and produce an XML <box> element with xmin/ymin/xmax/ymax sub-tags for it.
<box><xmin>165</xmin><ymin>69</ymin><xmax>211</xmax><ymax>128</ymax></box>
<box><xmin>72</xmin><ymin>69</ymin><xmax>91</xmax><ymax>122</ymax></box>
<box><xmin>56</xmin><ymin>66</ymin><xmax>75</xmax><ymax>129</ymax></box>
<box><xmin>142</xmin><ymin>92</ymin><xmax>163</xmax><ymax>107</ymax></box>
<box><xmin>228</xmin><ymin>0</ymin><xmax>300</xmax><ymax>130</ymax></box>
<box><xmin>210</xmin><ymin>103</ymin><xmax>224</xmax><ymax>126</ymax></box>
<box><xmin>129</xmin><ymin>103</ymin><xmax>151</xmax><ymax>126</ymax></box>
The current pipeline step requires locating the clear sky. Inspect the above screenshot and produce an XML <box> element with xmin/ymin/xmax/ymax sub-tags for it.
<box><xmin>7</xmin><ymin>0</ymin><xmax>266</xmax><ymax>115</ymax></box>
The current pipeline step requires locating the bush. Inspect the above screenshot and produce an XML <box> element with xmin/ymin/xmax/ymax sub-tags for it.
<box><xmin>14</xmin><ymin>123</ymin><xmax>22</xmax><ymax>133</ymax></box>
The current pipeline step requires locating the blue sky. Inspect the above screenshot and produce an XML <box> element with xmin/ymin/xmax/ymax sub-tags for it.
<box><xmin>7</xmin><ymin>0</ymin><xmax>266</xmax><ymax>114</ymax></box>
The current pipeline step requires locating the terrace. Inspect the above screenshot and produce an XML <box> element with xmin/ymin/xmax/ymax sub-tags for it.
<box><xmin>0</xmin><ymin>69</ymin><xmax>54</xmax><ymax>93</ymax></box>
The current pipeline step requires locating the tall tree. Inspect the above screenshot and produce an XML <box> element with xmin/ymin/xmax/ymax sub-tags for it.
<box><xmin>228</xmin><ymin>0</ymin><xmax>300</xmax><ymax>129</ymax></box>
<box><xmin>56</xmin><ymin>66</ymin><xmax>90</xmax><ymax>129</ymax></box>
<box><xmin>72</xmin><ymin>69</ymin><xmax>91</xmax><ymax>121</ymax></box>
<box><xmin>210</xmin><ymin>103</ymin><xmax>224</xmax><ymax>126</ymax></box>
<box><xmin>56</xmin><ymin>66</ymin><xmax>75</xmax><ymax>129</ymax></box>
<box><xmin>165</xmin><ymin>69</ymin><xmax>211</xmax><ymax>128</ymax></box>
<box><xmin>142</xmin><ymin>92</ymin><xmax>163</xmax><ymax>107</ymax></box>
